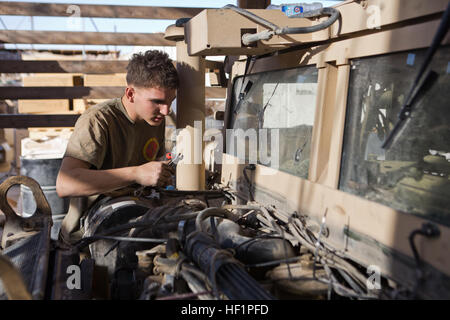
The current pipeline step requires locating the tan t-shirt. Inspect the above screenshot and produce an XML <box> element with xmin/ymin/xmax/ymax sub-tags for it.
<box><xmin>65</xmin><ymin>98</ymin><xmax>165</xmax><ymax>170</ymax></box>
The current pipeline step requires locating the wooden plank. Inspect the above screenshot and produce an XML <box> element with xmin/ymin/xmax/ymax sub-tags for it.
<box><xmin>28</xmin><ymin>127</ymin><xmax>74</xmax><ymax>140</ymax></box>
<box><xmin>0</xmin><ymin>2</ymin><xmax>208</xmax><ymax>19</ymax></box>
<box><xmin>0</xmin><ymin>86</ymin><xmax>227</xmax><ymax>99</ymax></box>
<box><xmin>0</xmin><ymin>30</ymin><xmax>174</xmax><ymax>46</ymax></box>
<box><xmin>22</xmin><ymin>74</ymin><xmax>75</xmax><ymax>86</ymax></box>
<box><xmin>73</xmin><ymin>99</ymin><xmax>107</xmax><ymax>113</ymax></box>
<box><xmin>0</xmin><ymin>60</ymin><xmax>129</xmax><ymax>74</ymax></box>
<box><xmin>205</xmin><ymin>87</ymin><xmax>227</xmax><ymax>99</ymax></box>
<box><xmin>0</xmin><ymin>86</ymin><xmax>124</xmax><ymax>99</ymax></box>
<box><xmin>18</xmin><ymin>100</ymin><xmax>69</xmax><ymax>113</ymax></box>
<box><xmin>84</xmin><ymin>74</ymin><xmax>126</xmax><ymax>87</ymax></box>
<box><xmin>238</xmin><ymin>0</ymin><xmax>271</xmax><ymax>9</ymax></box>
<box><xmin>0</xmin><ymin>114</ymin><xmax>80</xmax><ymax>128</ymax></box>
<box><xmin>0</xmin><ymin>60</ymin><xmax>223</xmax><ymax>74</ymax></box>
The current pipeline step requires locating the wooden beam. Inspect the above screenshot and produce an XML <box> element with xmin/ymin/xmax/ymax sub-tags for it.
<box><xmin>237</xmin><ymin>0</ymin><xmax>271</xmax><ymax>9</ymax></box>
<box><xmin>0</xmin><ymin>87</ymin><xmax>124</xmax><ymax>99</ymax></box>
<box><xmin>0</xmin><ymin>114</ymin><xmax>80</xmax><ymax>128</ymax></box>
<box><xmin>0</xmin><ymin>2</ymin><xmax>209</xmax><ymax>20</ymax></box>
<box><xmin>0</xmin><ymin>60</ymin><xmax>128</xmax><ymax>74</ymax></box>
<box><xmin>0</xmin><ymin>60</ymin><xmax>224</xmax><ymax>74</ymax></box>
<box><xmin>0</xmin><ymin>30</ymin><xmax>174</xmax><ymax>46</ymax></box>
<box><xmin>0</xmin><ymin>86</ymin><xmax>227</xmax><ymax>99</ymax></box>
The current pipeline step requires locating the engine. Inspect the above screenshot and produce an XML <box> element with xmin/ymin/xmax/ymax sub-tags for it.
<box><xmin>69</xmin><ymin>186</ymin><xmax>389</xmax><ymax>300</ymax></box>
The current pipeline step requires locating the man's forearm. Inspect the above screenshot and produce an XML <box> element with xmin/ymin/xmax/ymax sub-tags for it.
<box><xmin>56</xmin><ymin>166</ymin><xmax>137</xmax><ymax>197</ymax></box>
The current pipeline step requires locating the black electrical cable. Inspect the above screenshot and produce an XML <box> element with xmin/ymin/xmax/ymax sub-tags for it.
<box><xmin>408</xmin><ymin>222</ymin><xmax>441</xmax><ymax>297</ymax></box>
<box><xmin>75</xmin><ymin>216</ymin><xmax>193</xmax><ymax>249</ymax></box>
<box><xmin>246</xmin><ymin>255</ymin><xmax>300</xmax><ymax>268</ymax></box>
<box><xmin>156</xmin><ymin>188</ymin><xmax>228</xmax><ymax>197</ymax></box>
<box><xmin>382</xmin><ymin>2</ymin><xmax>450</xmax><ymax>149</ymax></box>
<box><xmin>242</xmin><ymin>164</ymin><xmax>256</xmax><ymax>201</ymax></box>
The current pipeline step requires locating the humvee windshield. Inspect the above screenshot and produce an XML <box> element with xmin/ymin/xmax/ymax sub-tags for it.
<box><xmin>228</xmin><ymin>66</ymin><xmax>319</xmax><ymax>178</ymax></box>
<box><xmin>339</xmin><ymin>46</ymin><xmax>450</xmax><ymax>227</ymax></box>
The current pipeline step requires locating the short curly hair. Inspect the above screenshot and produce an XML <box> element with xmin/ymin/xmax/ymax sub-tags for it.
<box><xmin>126</xmin><ymin>50</ymin><xmax>179</xmax><ymax>89</ymax></box>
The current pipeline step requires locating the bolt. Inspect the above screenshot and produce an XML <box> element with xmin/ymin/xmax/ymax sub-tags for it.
<box><xmin>321</xmin><ymin>227</ymin><xmax>330</xmax><ymax>238</ymax></box>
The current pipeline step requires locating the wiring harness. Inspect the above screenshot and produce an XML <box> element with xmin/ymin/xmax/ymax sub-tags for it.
<box><xmin>223</xmin><ymin>4</ymin><xmax>340</xmax><ymax>46</ymax></box>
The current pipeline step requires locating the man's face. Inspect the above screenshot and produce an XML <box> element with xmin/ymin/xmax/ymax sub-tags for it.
<box><xmin>132</xmin><ymin>86</ymin><xmax>176</xmax><ymax>126</ymax></box>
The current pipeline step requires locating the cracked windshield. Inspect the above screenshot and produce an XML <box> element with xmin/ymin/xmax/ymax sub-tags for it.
<box><xmin>228</xmin><ymin>66</ymin><xmax>318</xmax><ymax>179</ymax></box>
<box><xmin>339</xmin><ymin>46</ymin><xmax>450</xmax><ymax>226</ymax></box>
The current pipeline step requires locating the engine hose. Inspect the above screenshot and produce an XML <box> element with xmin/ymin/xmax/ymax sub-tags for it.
<box><xmin>192</xmin><ymin>205</ymin><xmax>296</xmax><ymax>264</ymax></box>
<box><xmin>215</xmin><ymin>219</ymin><xmax>296</xmax><ymax>264</ymax></box>
<box><xmin>275</xmin><ymin>7</ymin><xmax>340</xmax><ymax>35</ymax></box>
<box><xmin>223</xmin><ymin>4</ymin><xmax>340</xmax><ymax>45</ymax></box>
<box><xmin>223</xmin><ymin>4</ymin><xmax>280</xmax><ymax>31</ymax></box>
<box><xmin>224</xmin><ymin>204</ymin><xmax>368</xmax><ymax>287</ymax></box>
<box><xmin>221</xmin><ymin>204</ymin><xmax>274</xmax><ymax>223</ymax></box>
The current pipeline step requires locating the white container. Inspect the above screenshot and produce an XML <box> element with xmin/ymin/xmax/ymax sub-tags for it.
<box><xmin>21</xmin><ymin>136</ymin><xmax>68</xmax><ymax>159</ymax></box>
<box><xmin>280</xmin><ymin>3</ymin><xmax>323</xmax><ymax>17</ymax></box>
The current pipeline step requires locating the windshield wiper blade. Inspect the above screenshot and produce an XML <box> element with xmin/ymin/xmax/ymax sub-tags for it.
<box><xmin>382</xmin><ymin>2</ymin><xmax>450</xmax><ymax>149</ymax></box>
<box><xmin>382</xmin><ymin>69</ymin><xmax>438</xmax><ymax>149</ymax></box>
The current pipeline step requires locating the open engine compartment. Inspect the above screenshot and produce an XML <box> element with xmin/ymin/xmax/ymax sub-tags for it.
<box><xmin>46</xmin><ymin>186</ymin><xmax>408</xmax><ymax>300</ymax></box>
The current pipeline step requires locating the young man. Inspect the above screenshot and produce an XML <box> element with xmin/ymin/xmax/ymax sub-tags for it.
<box><xmin>56</xmin><ymin>50</ymin><xmax>178</xmax><ymax>198</ymax></box>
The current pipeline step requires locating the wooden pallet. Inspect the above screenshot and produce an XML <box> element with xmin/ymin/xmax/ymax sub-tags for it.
<box><xmin>28</xmin><ymin>127</ymin><xmax>74</xmax><ymax>140</ymax></box>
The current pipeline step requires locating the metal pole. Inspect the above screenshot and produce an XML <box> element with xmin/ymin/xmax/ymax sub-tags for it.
<box><xmin>165</xmin><ymin>24</ymin><xmax>205</xmax><ymax>190</ymax></box>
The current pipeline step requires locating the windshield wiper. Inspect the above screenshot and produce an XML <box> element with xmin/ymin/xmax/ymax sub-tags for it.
<box><xmin>382</xmin><ymin>2</ymin><xmax>450</xmax><ymax>149</ymax></box>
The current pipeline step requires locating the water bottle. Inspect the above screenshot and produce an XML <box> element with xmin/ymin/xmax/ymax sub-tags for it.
<box><xmin>280</xmin><ymin>3</ymin><xmax>323</xmax><ymax>17</ymax></box>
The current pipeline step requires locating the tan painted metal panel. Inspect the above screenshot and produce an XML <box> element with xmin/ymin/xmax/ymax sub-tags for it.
<box><xmin>218</xmin><ymin>2</ymin><xmax>450</xmax><ymax>286</ymax></box>
<box><xmin>250</xmin><ymin>20</ymin><xmax>450</xmax><ymax>74</ymax></box>
<box><xmin>185</xmin><ymin>0</ymin><xmax>448</xmax><ymax>56</ymax></box>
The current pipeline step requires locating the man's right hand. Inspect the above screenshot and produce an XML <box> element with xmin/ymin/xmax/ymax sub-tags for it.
<box><xmin>57</xmin><ymin>157</ymin><xmax>176</xmax><ymax>198</ymax></box>
<box><xmin>134</xmin><ymin>161</ymin><xmax>175</xmax><ymax>187</ymax></box>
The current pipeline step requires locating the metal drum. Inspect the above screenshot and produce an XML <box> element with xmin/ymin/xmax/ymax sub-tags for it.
<box><xmin>19</xmin><ymin>157</ymin><xmax>69</xmax><ymax>240</ymax></box>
